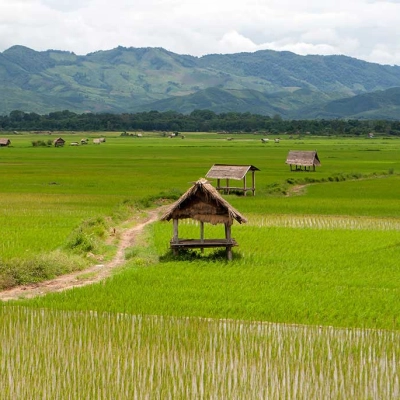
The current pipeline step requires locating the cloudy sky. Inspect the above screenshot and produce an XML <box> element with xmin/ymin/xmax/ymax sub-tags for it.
<box><xmin>1</xmin><ymin>0</ymin><xmax>400</xmax><ymax>65</ymax></box>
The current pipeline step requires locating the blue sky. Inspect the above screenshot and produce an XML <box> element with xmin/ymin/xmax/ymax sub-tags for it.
<box><xmin>1</xmin><ymin>0</ymin><xmax>400</xmax><ymax>65</ymax></box>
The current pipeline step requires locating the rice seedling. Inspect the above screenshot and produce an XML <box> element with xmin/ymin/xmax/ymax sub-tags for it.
<box><xmin>1</xmin><ymin>306</ymin><xmax>399</xmax><ymax>399</ymax></box>
<box><xmin>247</xmin><ymin>214</ymin><xmax>400</xmax><ymax>230</ymax></box>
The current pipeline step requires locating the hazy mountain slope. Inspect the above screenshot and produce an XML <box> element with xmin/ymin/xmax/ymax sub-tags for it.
<box><xmin>198</xmin><ymin>51</ymin><xmax>400</xmax><ymax>93</ymax></box>
<box><xmin>300</xmin><ymin>87</ymin><xmax>400</xmax><ymax>119</ymax></box>
<box><xmin>136</xmin><ymin>86</ymin><xmax>334</xmax><ymax>117</ymax></box>
<box><xmin>2</xmin><ymin>45</ymin><xmax>400</xmax><ymax>117</ymax></box>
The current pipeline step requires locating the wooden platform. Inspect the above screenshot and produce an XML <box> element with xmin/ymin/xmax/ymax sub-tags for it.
<box><xmin>215</xmin><ymin>186</ymin><xmax>255</xmax><ymax>195</ymax></box>
<box><xmin>170</xmin><ymin>239</ymin><xmax>238</xmax><ymax>249</ymax></box>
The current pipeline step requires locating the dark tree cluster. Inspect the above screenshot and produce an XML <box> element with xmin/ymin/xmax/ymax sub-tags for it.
<box><xmin>1</xmin><ymin>109</ymin><xmax>400</xmax><ymax>136</ymax></box>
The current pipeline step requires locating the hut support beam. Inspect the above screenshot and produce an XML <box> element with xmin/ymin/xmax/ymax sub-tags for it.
<box><xmin>243</xmin><ymin>175</ymin><xmax>247</xmax><ymax>196</ymax></box>
<box><xmin>225</xmin><ymin>223</ymin><xmax>232</xmax><ymax>261</ymax></box>
<box><xmin>252</xmin><ymin>170</ymin><xmax>256</xmax><ymax>196</ymax></box>
<box><xmin>173</xmin><ymin>219</ymin><xmax>179</xmax><ymax>255</ymax></box>
<box><xmin>200</xmin><ymin>221</ymin><xmax>204</xmax><ymax>253</ymax></box>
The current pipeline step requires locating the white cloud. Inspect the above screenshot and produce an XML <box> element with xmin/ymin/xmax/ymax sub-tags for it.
<box><xmin>217</xmin><ymin>31</ymin><xmax>258</xmax><ymax>54</ymax></box>
<box><xmin>41</xmin><ymin>0</ymin><xmax>91</xmax><ymax>12</ymax></box>
<box><xmin>0</xmin><ymin>0</ymin><xmax>400</xmax><ymax>65</ymax></box>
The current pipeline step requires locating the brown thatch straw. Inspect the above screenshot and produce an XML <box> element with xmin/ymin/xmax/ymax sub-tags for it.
<box><xmin>286</xmin><ymin>151</ymin><xmax>321</xmax><ymax>167</ymax></box>
<box><xmin>160</xmin><ymin>178</ymin><xmax>247</xmax><ymax>225</ymax></box>
<box><xmin>206</xmin><ymin>164</ymin><xmax>259</xmax><ymax>180</ymax></box>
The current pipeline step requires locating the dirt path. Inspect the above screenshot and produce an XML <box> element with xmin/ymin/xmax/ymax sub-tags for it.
<box><xmin>0</xmin><ymin>207</ymin><xmax>165</xmax><ymax>302</ymax></box>
<box><xmin>286</xmin><ymin>184</ymin><xmax>307</xmax><ymax>196</ymax></box>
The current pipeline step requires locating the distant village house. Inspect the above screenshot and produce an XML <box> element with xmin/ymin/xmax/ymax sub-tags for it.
<box><xmin>286</xmin><ymin>150</ymin><xmax>321</xmax><ymax>171</ymax></box>
<box><xmin>53</xmin><ymin>137</ymin><xmax>65</xmax><ymax>147</ymax></box>
<box><xmin>0</xmin><ymin>138</ymin><xmax>11</xmax><ymax>147</ymax></box>
<box><xmin>93</xmin><ymin>138</ymin><xmax>106</xmax><ymax>144</ymax></box>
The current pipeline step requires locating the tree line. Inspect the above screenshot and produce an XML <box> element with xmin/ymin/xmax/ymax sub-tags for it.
<box><xmin>1</xmin><ymin>109</ymin><xmax>400</xmax><ymax>136</ymax></box>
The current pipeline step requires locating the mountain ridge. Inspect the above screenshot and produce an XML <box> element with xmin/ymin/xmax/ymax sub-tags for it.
<box><xmin>1</xmin><ymin>45</ymin><xmax>400</xmax><ymax>118</ymax></box>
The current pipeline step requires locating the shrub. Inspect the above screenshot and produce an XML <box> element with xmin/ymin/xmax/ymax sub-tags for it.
<box><xmin>65</xmin><ymin>230</ymin><xmax>95</xmax><ymax>253</ymax></box>
<box><xmin>64</xmin><ymin>217</ymin><xmax>107</xmax><ymax>254</ymax></box>
<box><xmin>31</xmin><ymin>140</ymin><xmax>49</xmax><ymax>147</ymax></box>
<box><xmin>0</xmin><ymin>251</ymin><xmax>89</xmax><ymax>289</ymax></box>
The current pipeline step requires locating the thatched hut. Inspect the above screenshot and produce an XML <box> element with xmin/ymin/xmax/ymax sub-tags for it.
<box><xmin>286</xmin><ymin>150</ymin><xmax>321</xmax><ymax>171</ymax></box>
<box><xmin>205</xmin><ymin>164</ymin><xmax>260</xmax><ymax>196</ymax></box>
<box><xmin>160</xmin><ymin>178</ymin><xmax>247</xmax><ymax>260</ymax></box>
<box><xmin>53</xmin><ymin>137</ymin><xmax>65</xmax><ymax>147</ymax></box>
<box><xmin>0</xmin><ymin>138</ymin><xmax>11</xmax><ymax>147</ymax></box>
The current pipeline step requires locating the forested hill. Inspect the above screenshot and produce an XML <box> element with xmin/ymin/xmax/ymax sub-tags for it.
<box><xmin>2</xmin><ymin>45</ymin><xmax>400</xmax><ymax>118</ymax></box>
<box><xmin>2</xmin><ymin>109</ymin><xmax>400</xmax><ymax>136</ymax></box>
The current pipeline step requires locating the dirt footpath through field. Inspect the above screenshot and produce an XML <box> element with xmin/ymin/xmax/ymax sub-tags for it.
<box><xmin>0</xmin><ymin>206</ymin><xmax>165</xmax><ymax>302</ymax></box>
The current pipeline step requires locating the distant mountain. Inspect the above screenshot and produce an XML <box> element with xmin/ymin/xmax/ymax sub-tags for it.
<box><xmin>136</xmin><ymin>86</ymin><xmax>333</xmax><ymax>118</ymax></box>
<box><xmin>299</xmin><ymin>87</ymin><xmax>400</xmax><ymax>119</ymax></box>
<box><xmin>136</xmin><ymin>87</ymin><xmax>285</xmax><ymax>115</ymax></box>
<box><xmin>1</xmin><ymin>45</ymin><xmax>400</xmax><ymax>118</ymax></box>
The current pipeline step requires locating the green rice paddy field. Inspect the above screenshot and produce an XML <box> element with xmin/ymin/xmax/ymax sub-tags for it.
<box><xmin>2</xmin><ymin>132</ymin><xmax>400</xmax><ymax>398</ymax></box>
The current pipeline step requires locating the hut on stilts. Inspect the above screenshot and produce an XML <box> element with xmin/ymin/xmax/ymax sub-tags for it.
<box><xmin>205</xmin><ymin>164</ymin><xmax>260</xmax><ymax>196</ymax></box>
<box><xmin>286</xmin><ymin>150</ymin><xmax>321</xmax><ymax>171</ymax></box>
<box><xmin>160</xmin><ymin>178</ymin><xmax>247</xmax><ymax>260</ymax></box>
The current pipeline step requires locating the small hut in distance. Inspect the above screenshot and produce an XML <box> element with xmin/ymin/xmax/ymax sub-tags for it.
<box><xmin>0</xmin><ymin>138</ymin><xmax>11</xmax><ymax>147</ymax></box>
<box><xmin>160</xmin><ymin>178</ymin><xmax>247</xmax><ymax>260</ymax></box>
<box><xmin>205</xmin><ymin>164</ymin><xmax>260</xmax><ymax>196</ymax></box>
<box><xmin>53</xmin><ymin>137</ymin><xmax>65</xmax><ymax>147</ymax></box>
<box><xmin>286</xmin><ymin>150</ymin><xmax>321</xmax><ymax>171</ymax></box>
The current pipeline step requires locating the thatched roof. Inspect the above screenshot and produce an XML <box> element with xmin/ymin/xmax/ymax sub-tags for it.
<box><xmin>53</xmin><ymin>137</ymin><xmax>65</xmax><ymax>144</ymax></box>
<box><xmin>160</xmin><ymin>178</ymin><xmax>247</xmax><ymax>225</ymax></box>
<box><xmin>0</xmin><ymin>138</ymin><xmax>10</xmax><ymax>145</ymax></box>
<box><xmin>205</xmin><ymin>164</ymin><xmax>260</xmax><ymax>180</ymax></box>
<box><xmin>286</xmin><ymin>151</ymin><xmax>321</xmax><ymax>166</ymax></box>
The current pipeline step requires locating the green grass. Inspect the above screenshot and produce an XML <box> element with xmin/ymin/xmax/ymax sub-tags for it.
<box><xmin>16</xmin><ymin>220</ymin><xmax>400</xmax><ymax>330</ymax></box>
<box><xmin>2</xmin><ymin>134</ymin><xmax>400</xmax><ymax>324</ymax></box>
<box><xmin>2</xmin><ymin>133</ymin><xmax>400</xmax><ymax>398</ymax></box>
